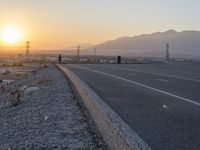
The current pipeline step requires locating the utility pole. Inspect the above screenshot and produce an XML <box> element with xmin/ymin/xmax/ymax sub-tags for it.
<box><xmin>25</xmin><ymin>41</ymin><xmax>30</xmax><ymax>62</ymax></box>
<box><xmin>94</xmin><ymin>47</ymin><xmax>96</xmax><ymax>57</ymax></box>
<box><xmin>77</xmin><ymin>45</ymin><xmax>80</xmax><ymax>57</ymax></box>
<box><xmin>93</xmin><ymin>47</ymin><xmax>96</xmax><ymax>63</ymax></box>
<box><xmin>76</xmin><ymin>45</ymin><xmax>80</xmax><ymax>63</ymax></box>
<box><xmin>166</xmin><ymin>43</ymin><xmax>169</xmax><ymax>61</ymax></box>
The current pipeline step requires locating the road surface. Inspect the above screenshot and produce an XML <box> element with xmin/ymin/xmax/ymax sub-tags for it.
<box><xmin>63</xmin><ymin>62</ymin><xmax>200</xmax><ymax>150</ymax></box>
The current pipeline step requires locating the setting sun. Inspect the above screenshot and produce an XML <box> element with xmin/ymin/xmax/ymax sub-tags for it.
<box><xmin>1</xmin><ymin>26</ymin><xmax>22</xmax><ymax>44</ymax></box>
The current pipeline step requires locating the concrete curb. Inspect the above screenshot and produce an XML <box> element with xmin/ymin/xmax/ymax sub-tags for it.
<box><xmin>56</xmin><ymin>64</ymin><xmax>152</xmax><ymax>150</ymax></box>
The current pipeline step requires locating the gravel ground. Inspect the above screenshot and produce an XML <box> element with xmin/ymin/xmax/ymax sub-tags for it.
<box><xmin>0</xmin><ymin>65</ymin><xmax>107</xmax><ymax>150</ymax></box>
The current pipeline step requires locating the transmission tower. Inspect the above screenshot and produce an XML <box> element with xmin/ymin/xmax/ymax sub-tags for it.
<box><xmin>25</xmin><ymin>41</ymin><xmax>30</xmax><ymax>61</ymax></box>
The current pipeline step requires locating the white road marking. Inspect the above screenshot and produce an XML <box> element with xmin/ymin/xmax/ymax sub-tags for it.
<box><xmin>69</xmin><ymin>64</ymin><xmax>200</xmax><ymax>107</ymax></box>
<box><xmin>157</xmin><ymin>79</ymin><xmax>169</xmax><ymax>82</ymax></box>
<box><xmin>104</xmin><ymin>66</ymin><xmax>200</xmax><ymax>83</ymax></box>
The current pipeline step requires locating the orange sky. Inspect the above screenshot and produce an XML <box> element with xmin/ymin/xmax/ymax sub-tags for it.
<box><xmin>0</xmin><ymin>0</ymin><xmax>200</xmax><ymax>53</ymax></box>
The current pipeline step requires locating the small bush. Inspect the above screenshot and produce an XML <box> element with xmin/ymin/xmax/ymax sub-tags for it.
<box><xmin>10</xmin><ymin>89</ymin><xmax>24</xmax><ymax>106</ymax></box>
<box><xmin>15</xmin><ymin>73</ymin><xmax>22</xmax><ymax>77</ymax></box>
<box><xmin>3</xmin><ymin>70</ymin><xmax>10</xmax><ymax>75</ymax></box>
<box><xmin>12</xmin><ymin>62</ymin><xmax>23</xmax><ymax>67</ymax></box>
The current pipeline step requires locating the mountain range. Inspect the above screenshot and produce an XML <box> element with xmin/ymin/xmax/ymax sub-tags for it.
<box><xmin>83</xmin><ymin>30</ymin><xmax>200</xmax><ymax>59</ymax></box>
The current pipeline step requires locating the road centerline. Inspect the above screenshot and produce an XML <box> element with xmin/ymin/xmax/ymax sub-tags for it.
<box><xmin>101</xmin><ymin>66</ymin><xmax>200</xmax><ymax>83</ymax></box>
<box><xmin>69</xmin><ymin>64</ymin><xmax>200</xmax><ymax>107</ymax></box>
<box><xmin>157</xmin><ymin>78</ymin><xmax>169</xmax><ymax>82</ymax></box>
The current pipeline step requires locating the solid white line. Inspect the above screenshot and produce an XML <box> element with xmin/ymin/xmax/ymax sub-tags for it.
<box><xmin>105</xmin><ymin>66</ymin><xmax>200</xmax><ymax>83</ymax></box>
<box><xmin>69</xmin><ymin>64</ymin><xmax>200</xmax><ymax>107</ymax></box>
<box><xmin>157</xmin><ymin>79</ymin><xmax>169</xmax><ymax>82</ymax></box>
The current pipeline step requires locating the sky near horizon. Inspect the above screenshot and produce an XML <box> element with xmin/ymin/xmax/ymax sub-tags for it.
<box><xmin>0</xmin><ymin>0</ymin><xmax>200</xmax><ymax>50</ymax></box>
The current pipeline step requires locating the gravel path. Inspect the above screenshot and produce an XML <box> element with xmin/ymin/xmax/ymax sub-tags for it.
<box><xmin>0</xmin><ymin>65</ymin><xmax>107</xmax><ymax>150</ymax></box>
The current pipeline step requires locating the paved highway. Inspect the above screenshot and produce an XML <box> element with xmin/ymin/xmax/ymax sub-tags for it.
<box><xmin>63</xmin><ymin>62</ymin><xmax>200</xmax><ymax>150</ymax></box>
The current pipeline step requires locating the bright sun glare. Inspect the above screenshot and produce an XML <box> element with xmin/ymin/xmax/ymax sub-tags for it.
<box><xmin>1</xmin><ymin>26</ymin><xmax>22</xmax><ymax>44</ymax></box>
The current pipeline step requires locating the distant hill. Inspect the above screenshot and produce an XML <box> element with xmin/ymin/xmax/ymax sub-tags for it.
<box><xmin>84</xmin><ymin>30</ymin><xmax>200</xmax><ymax>59</ymax></box>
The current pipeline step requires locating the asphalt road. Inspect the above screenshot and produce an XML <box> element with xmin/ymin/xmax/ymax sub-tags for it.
<box><xmin>64</xmin><ymin>62</ymin><xmax>200</xmax><ymax>150</ymax></box>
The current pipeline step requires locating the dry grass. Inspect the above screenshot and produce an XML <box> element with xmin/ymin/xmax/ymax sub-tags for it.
<box><xmin>35</xmin><ymin>78</ymin><xmax>52</xmax><ymax>86</ymax></box>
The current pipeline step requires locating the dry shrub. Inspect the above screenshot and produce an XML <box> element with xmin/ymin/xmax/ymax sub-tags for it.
<box><xmin>10</xmin><ymin>89</ymin><xmax>24</xmax><ymax>106</ymax></box>
<box><xmin>3</xmin><ymin>70</ymin><xmax>10</xmax><ymax>75</ymax></box>
<box><xmin>43</xmin><ymin>65</ymin><xmax>49</xmax><ymax>68</ymax></box>
<box><xmin>12</xmin><ymin>62</ymin><xmax>23</xmax><ymax>67</ymax></box>
<box><xmin>35</xmin><ymin>78</ymin><xmax>52</xmax><ymax>86</ymax></box>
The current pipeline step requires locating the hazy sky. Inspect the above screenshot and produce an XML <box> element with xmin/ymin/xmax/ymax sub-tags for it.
<box><xmin>0</xmin><ymin>0</ymin><xmax>200</xmax><ymax>49</ymax></box>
